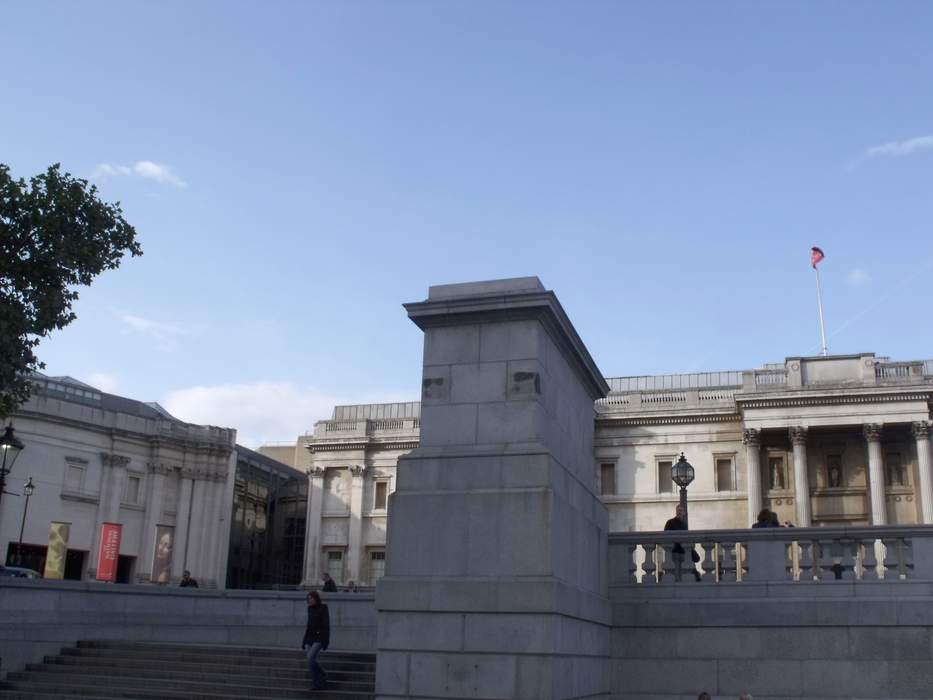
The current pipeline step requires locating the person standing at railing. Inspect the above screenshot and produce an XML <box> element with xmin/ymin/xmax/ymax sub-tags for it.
<box><xmin>664</xmin><ymin>504</ymin><xmax>701</xmax><ymax>581</ymax></box>
<box><xmin>752</xmin><ymin>508</ymin><xmax>780</xmax><ymax>528</ymax></box>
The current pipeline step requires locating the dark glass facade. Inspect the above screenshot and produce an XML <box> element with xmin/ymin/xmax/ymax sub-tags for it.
<box><xmin>227</xmin><ymin>446</ymin><xmax>307</xmax><ymax>588</ymax></box>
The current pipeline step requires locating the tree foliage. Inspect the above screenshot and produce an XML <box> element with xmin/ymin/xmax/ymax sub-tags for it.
<box><xmin>0</xmin><ymin>163</ymin><xmax>142</xmax><ymax>417</ymax></box>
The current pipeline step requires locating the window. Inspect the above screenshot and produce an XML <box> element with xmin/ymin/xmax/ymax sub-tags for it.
<box><xmin>658</xmin><ymin>459</ymin><xmax>674</xmax><ymax>493</ymax></box>
<box><xmin>826</xmin><ymin>454</ymin><xmax>843</xmax><ymax>488</ymax></box>
<box><xmin>716</xmin><ymin>457</ymin><xmax>735</xmax><ymax>492</ymax></box>
<box><xmin>768</xmin><ymin>456</ymin><xmax>786</xmax><ymax>490</ymax></box>
<box><xmin>370</xmin><ymin>549</ymin><xmax>386</xmax><ymax>582</ymax></box>
<box><xmin>325</xmin><ymin>549</ymin><xmax>344</xmax><ymax>584</ymax></box>
<box><xmin>886</xmin><ymin>452</ymin><xmax>906</xmax><ymax>487</ymax></box>
<box><xmin>64</xmin><ymin>463</ymin><xmax>85</xmax><ymax>492</ymax></box>
<box><xmin>600</xmin><ymin>463</ymin><xmax>616</xmax><ymax>496</ymax></box>
<box><xmin>374</xmin><ymin>481</ymin><xmax>389</xmax><ymax>510</ymax></box>
<box><xmin>125</xmin><ymin>475</ymin><xmax>141</xmax><ymax>504</ymax></box>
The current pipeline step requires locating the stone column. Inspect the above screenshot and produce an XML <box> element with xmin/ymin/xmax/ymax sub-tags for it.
<box><xmin>88</xmin><ymin>453</ymin><xmax>129</xmax><ymax>578</ymax></box>
<box><xmin>185</xmin><ymin>477</ymin><xmax>210</xmax><ymax>577</ymax></box>
<box><xmin>864</xmin><ymin>424</ymin><xmax>887</xmax><ymax>526</ymax></box>
<box><xmin>137</xmin><ymin>463</ymin><xmax>168</xmax><ymax>582</ymax></box>
<box><xmin>301</xmin><ymin>467</ymin><xmax>326</xmax><ymax>587</ymax></box>
<box><xmin>790</xmin><ymin>427</ymin><xmax>811</xmax><ymax>527</ymax></box>
<box><xmin>913</xmin><ymin>421</ymin><xmax>933</xmax><ymax>524</ymax></box>
<box><xmin>346</xmin><ymin>465</ymin><xmax>365</xmax><ymax>585</ymax></box>
<box><xmin>173</xmin><ymin>473</ymin><xmax>195</xmax><ymax>580</ymax></box>
<box><xmin>743</xmin><ymin>428</ymin><xmax>762</xmax><ymax>526</ymax></box>
<box><xmin>376</xmin><ymin>277</ymin><xmax>611</xmax><ymax>700</ymax></box>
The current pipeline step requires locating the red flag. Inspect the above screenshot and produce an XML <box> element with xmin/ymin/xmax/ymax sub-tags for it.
<box><xmin>811</xmin><ymin>246</ymin><xmax>825</xmax><ymax>268</ymax></box>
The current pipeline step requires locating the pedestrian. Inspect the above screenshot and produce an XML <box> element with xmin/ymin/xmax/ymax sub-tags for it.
<box><xmin>321</xmin><ymin>572</ymin><xmax>337</xmax><ymax>592</ymax></box>
<box><xmin>698</xmin><ymin>693</ymin><xmax>712</xmax><ymax>700</ymax></box>
<box><xmin>739</xmin><ymin>694</ymin><xmax>753</xmax><ymax>700</ymax></box>
<box><xmin>769</xmin><ymin>511</ymin><xmax>782</xmax><ymax>528</ymax></box>
<box><xmin>179</xmin><ymin>570</ymin><xmax>198</xmax><ymax>588</ymax></box>
<box><xmin>664</xmin><ymin>504</ymin><xmax>700</xmax><ymax>581</ymax></box>
<box><xmin>302</xmin><ymin>591</ymin><xmax>330</xmax><ymax>690</ymax></box>
<box><xmin>345</xmin><ymin>580</ymin><xmax>357</xmax><ymax>593</ymax></box>
<box><xmin>752</xmin><ymin>508</ymin><xmax>778</xmax><ymax>528</ymax></box>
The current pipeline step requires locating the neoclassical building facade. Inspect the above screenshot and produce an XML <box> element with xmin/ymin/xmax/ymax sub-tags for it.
<box><xmin>4</xmin><ymin>374</ymin><xmax>237</xmax><ymax>586</ymax></box>
<box><xmin>272</xmin><ymin>352</ymin><xmax>933</xmax><ymax>587</ymax></box>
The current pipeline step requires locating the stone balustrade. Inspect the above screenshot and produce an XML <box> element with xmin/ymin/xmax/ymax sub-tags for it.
<box><xmin>610</xmin><ymin>525</ymin><xmax>933</xmax><ymax>585</ymax></box>
<box><xmin>318</xmin><ymin>417</ymin><xmax>420</xmax><ymax>438</ymax></box>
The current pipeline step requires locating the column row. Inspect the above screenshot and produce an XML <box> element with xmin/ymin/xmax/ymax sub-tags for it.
<box><xmin>744</xmin><ymin>421</ymin><xmax>933</xmax><ymax>527</ymax></box>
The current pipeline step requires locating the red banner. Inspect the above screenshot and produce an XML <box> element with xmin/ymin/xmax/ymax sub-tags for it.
<box><xmin>96</xmin><ymin>522</ymin><xmax>122</xmax><ymax>582</ymax></box>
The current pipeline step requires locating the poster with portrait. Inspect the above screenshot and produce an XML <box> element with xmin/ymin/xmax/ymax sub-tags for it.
<box><xmin>151</xmin><ymin>525</ymin><xmax>174</xmax><ymax>584</ymax></box>
<box><xmin>43</xmin><ymin>521</ymin><xmax>71</xmax><ymax>579</ymax></box>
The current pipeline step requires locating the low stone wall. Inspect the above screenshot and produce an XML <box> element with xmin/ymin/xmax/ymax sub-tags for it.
<box><xmin>611</xmin><ymin>581</ymin><xmax>933</xmax><ymax>699</ymax></box>
<box><xmin>609</xmin><ymin>527</ymin><xmax>933</xmax><ymax>699</ymax></box>
<box><xmin>0</xmin><ymin>578</ymin><xmax>376</xmax><ymax>677</ymax></box>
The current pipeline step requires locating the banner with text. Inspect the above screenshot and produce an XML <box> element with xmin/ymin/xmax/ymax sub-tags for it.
<box><xmin>96</xmin><ymin>522</ymin><xmax>122</xmax><ymax>582</ymax></box>
<box><xmin>43</xmin><ymin>521</ymin><xmax>71</xmax><ymax>579</ymax></box>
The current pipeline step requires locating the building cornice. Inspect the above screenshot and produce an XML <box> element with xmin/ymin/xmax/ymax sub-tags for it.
<box><xmin>305</xmin><ymin>439</ymin><xmax>419</xmax><ymax>453</ymax></box>
<box><xmin>737</xmin><ymin>389</ymin><xmax>933</xmax><ymax>411</ymax></box>
<box><xmin>596</xmin><ymin>413</ymin><xmax>741</xmax><ymax>427</ymax></box>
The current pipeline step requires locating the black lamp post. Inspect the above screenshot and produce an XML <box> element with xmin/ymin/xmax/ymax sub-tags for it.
<box><xmin>0</xmin><ymin>424</ymin><xmax>25</xmax><ymax>509</ymax></box>
<box><xmin>671</xmin><ymin>452</ymin><xmax>695</xmax><ymax>528</ymax></box>
<box><xmin>16</xmin><ymin>477</ymin><xmax>35</xmax><ymax>566</ymax></box>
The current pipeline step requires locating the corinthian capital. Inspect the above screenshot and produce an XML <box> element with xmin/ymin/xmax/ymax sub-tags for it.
<box><xmin>742</xmin><ymin>428</ymin><xmax>761</xmax><ymax>446</ymax></box>
<box><xmin>789</xmin><ymin>426</ymin><xmax>808</xmax><ymax>446</ymax></box>
<box><xmin>349</xmin><ymin>464</ymin><xmax>366</xmax><ymax>478</ymax></box>
<box><xmin>862</xmin><ymin>423</ymin><xmax>882</xmax><ymax>442</ymax></box>
<box><xmin>306</xmin><ymin>466</ymin><xmax>325</xmax><ymax>479</ymax></box>
<box><xmin>912</xmin><ymin>421</ymin><xmax>931</xmax><ymax>440</ymax></box>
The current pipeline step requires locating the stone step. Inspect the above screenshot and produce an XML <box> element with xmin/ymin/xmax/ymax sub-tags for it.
<box><xmin>76</xmin><ymin>641</ymin><xmax>374</xmax><ymax>662</ymax></box>
<box><xmin>34</xmin><ymin>660</ymin><xmax>373</xmax><ymax>684</ymax></box>
<box><xmin>0</xmin><ymin>679</ymin><xmax>373</xmax><ymax>700</ymax></box>
<box><xmin>9</xmin><ymin>670</ymin><xmax>373</xmax><ymax>694</ymax></box>
<box><xmin>60</xmin><ymin>648</ymin><xmax>374</xmax><ymax>672</ymax></box>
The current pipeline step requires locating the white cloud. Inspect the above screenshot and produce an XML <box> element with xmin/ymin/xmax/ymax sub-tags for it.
<box><xmin>85</xmin><ymin>372</ymin><xmax>119</xmax><ymax>393</ymax></box>
<box><xmin>91</xmin><ymin>160</ymin><xmax>187</xmax><ymax>188</ymax></box>
<box><xmin>161</xmin><ymin>382</ymin><xmax>416</xmax><ymax>449</ymax></box>
<box><xmin>119</xmin><ymin>313</ymin><xmax>190</xmax><ymax>350</ymax></box>
<box><xmin>850</xmin><ymin>134</ymin><xmax>933</xmax><ymax>168</ymax></box>
<box><xmin>846</xmin><ymin>268</ymin><xmax>872</xmax><ymax>287</ymax></box>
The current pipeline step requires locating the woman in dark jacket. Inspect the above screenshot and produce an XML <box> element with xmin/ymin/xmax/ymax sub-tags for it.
<box><xmin>302</xmin><ymin>591</ymin><xmax>330</xmax><ymax>690</ymax></box>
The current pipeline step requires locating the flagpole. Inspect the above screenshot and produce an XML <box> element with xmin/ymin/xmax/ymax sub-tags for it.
<box><xmin>814</xmin><ymin>265</ymin><xmax>828</xmax><ymax>356</ymax></box>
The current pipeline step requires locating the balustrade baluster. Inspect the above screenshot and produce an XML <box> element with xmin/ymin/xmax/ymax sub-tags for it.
<box><xmin>641</xmin><ymin>544</ymin><xmax>658</xmax><ymax>583</ymax></box>
<box><xmin>719</xmin><ymin>541</ymin><xmax>738</xmax><ymax>582</ymax></box>
<box><xmin>699</xmin><ymin>541</ymin><xmax>715</xmax><ymax>582</ymax></box>
<box><xmin>787</xmin><ymin>541</ymin><xmax>801</xmax><ymax>581</ymax></box>
<box><xmin>626</xmin><ymin>544</ymin><xmax>640</xmax><ymax>583</ymax></box>
<box><xmin>798</xmin><ymin>539</ymin><xmax>817</xmax><ymax>581</ymax></box>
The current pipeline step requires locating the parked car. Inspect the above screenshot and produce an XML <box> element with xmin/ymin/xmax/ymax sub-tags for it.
<box><xmin>0</xmin><ymin>565</ymin><xmax>41</xmax><ymax>579</ymax></box>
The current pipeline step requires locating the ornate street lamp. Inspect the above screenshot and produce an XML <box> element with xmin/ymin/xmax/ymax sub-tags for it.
<box><xmin>0</xmin><ymin>424</ymin><xmax>25</xmax><ymax>509</ymax></box>
<box><xmin>16</xmin><ymin>477</ymin><xmax>35</xmax><ymax>566</ymax></box>
<box><xmin>671</xmin><ymin>453</ymin><xmax>695</xmax><ymax>528</ymax></box>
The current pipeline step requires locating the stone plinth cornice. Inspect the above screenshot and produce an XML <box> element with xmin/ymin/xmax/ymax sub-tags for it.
<box><xmin>404</xmin><ymin>279</ymin><xmax>609</xmax><ymax>400</ymax></box>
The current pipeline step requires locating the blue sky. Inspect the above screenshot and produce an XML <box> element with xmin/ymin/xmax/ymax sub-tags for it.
<box><xmin>3</xmin><ymin>2</ymin><xmax>932</xmax><ymax>446</ymax></box>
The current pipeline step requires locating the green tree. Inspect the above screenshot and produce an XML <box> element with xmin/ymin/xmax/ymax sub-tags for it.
<box><xmin>0</xmin><ymin>163</ymin><xmax>142</xmax><ymax>417</ymax></box>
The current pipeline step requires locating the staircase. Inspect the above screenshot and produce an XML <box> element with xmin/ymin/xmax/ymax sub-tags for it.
<box><xmin>0</xmin><ymin>640</ymin><xmax>375</xmax><ymax>699</ymax></box>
